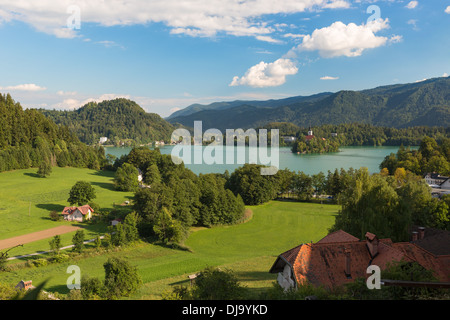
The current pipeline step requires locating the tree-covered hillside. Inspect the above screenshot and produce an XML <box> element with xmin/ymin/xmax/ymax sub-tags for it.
<box><xmin>168</xmin><ymin>76</ymin><xmax>450</xmax><ymax>130</ymax></box>
<box><xmin>0</xmin><ymin>93</ymin><xmax>105</xmax><ymax>172</ymax></box>
<box><xmin>40</xmin><ymin>98</ymin><xmax>175</xmax><ymax>146</ymax></box>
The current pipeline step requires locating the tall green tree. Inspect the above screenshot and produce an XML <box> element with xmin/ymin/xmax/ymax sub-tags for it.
<box><xmin>114</xmin><ymin>162</ymin><xmax>139</xmax><ymax>191</ymax></box>
<box><xmin>72</xmin><ymin>230</ymin><xmax>85</xmax><ymax>253</ymax></box>
<box><xmin>103</xmin><ymin>257</ymin><xmax>142</xmax><ymax>299</ymax></box>
<box><xmin>68</xmin><ymin>181</ymin><xmax>96</xmax><ymax>206</ymax></box>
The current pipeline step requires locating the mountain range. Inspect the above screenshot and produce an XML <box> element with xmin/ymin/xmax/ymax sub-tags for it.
<box><xmin>167</xmin><ymin>76</ymin><xmax>450</xmax><ymax>131</ymax></box>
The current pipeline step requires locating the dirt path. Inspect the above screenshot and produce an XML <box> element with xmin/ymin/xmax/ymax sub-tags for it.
<box><xmin>0</xmin><ymin>225</ymin><xmax>81</xmax><ymax>251</ymax></box>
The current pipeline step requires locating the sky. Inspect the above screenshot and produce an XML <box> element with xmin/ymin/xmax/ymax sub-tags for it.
<box><xmin>0</xmin><ymin>0</ymin><xmax>449</xmax><ymax>118</ymax></box>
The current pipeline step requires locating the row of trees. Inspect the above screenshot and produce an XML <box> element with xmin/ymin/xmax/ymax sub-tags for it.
<box><xmin>274</xmin><ymin>122</ymin><xmax>450</xmax><ymax>148</ymax></box>
<box><xmin>380</xmin><ymin>137</ymin><xmax>450</xmax><ymax>176</ymax></box>
<box><xmin>331</xmin><ymin>167</ymin><xmax>449</xmax><ymax>241</ymax></box>
<box><xmin>224</xmin><ymin>160</ymin><xmax>449</xmax><ymax>242</ymax></box>
<box><xmin>225</xmin><ymin>164</ymin><xmax>356</xmax><ymax>205</ymax></box>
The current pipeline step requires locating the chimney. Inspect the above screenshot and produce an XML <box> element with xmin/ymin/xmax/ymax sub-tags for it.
<box><xmin>365</xmin><ymin>232</ymin><xmax>379</xmax><ymax>258</ymax></box>
<box><xmin>344</xmin><ymin>248</ymin><xmax>351</xmax><ymax>278</ymax></box>
<box><xmin>411</xmin><ymin>231</ymin><xmax>418</xmax><ymax>241</ymax></box>
<box><xmin>418</xmin><ymin>227</ymin><xmax>425</xmax><ymax>240</ymax></box>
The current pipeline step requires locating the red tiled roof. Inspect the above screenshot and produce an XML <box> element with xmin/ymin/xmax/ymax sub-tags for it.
<box><xmin>270</xmin><ymin>229</ymin><xmax>450</xmax><ymax>288</ymax></box>
<box><xmin>305</xmin><ymin>135</ymin><xmax>314</xmax><ymax>140</ymax></box>
<box><xmin>62</xmin><ymin>205</ymin><xmax>94</xmax><ymax>215</ymax></box>
<box><xmin>317</xmin><ymin>230</ymin><xmax>359</xmax><ymax>244</ymax></box>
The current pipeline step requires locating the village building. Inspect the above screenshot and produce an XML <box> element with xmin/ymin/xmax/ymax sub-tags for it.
<box><xmin>424</xmin><ymin>172</ymin><xmax>450</xmax><ymax>189</ymax></box>
<box><xmin>99</xmin><ymin>137</ymin><xmax>108</xmax><ymax>144</ymax></box>
<box><xmin>270</xmin><ymin>228</ymin><xmax>450</xmax><ymax>291</ymax></box>
<box><xmin>15</xmin><ymin>280</ymin><xmax>34</xmax><ymax>291</ymax></box>
<box><xmin>305</xmin><ymin>126</ymin><xmax>314</xmax><ymax>141</ymax></box>
<box><xmin>424</xmin><ymin>172</ymin><xmax>450</xmax><ymax>198</ymax></box>
<box><xmin>61</xmin><ymin>205</ymin><xmax>94</xmax><ymax>222</ymax></box>
<box><xmin>282</xmin><ymin>136</ymin><xmax>297</xmax><ymax>144</ymax></box>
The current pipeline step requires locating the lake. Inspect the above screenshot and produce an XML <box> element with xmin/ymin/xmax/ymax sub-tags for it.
<box><xmin>104</xmin><ymin>145</ymin><xmax>409</xmax><ymax>176</ymax></box>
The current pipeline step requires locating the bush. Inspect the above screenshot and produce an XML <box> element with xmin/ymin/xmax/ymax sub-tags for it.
<box><xmin>49</xmin><ymin>210</ymin><xmax>61</xmax><ymax>221</ymax></box>
<box><xmin>49</xmin><ymin>254</ymin><xmax>70</xmax><ymax>264</ymax></box>
<box><xmin>31</xmin><ymin>258</ymin><xmax>48</xmax><ymax>267</ymax></box>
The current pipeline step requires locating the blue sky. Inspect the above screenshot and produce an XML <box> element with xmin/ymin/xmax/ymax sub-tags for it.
<box><xmin>0</xmin><ymin>0</ymin><xmax>449</xmax><ymax>117</ymax></box>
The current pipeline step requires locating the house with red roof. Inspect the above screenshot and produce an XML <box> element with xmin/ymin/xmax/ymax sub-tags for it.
<box><xmin>270</xmin><ymin>229</ymin><xmax>450</xmax><ymax>291</ymax></box>
<box><xmin>62</xmin><ymin>205</ymin><xmax>94</xmax><ymax>222</ymax></box>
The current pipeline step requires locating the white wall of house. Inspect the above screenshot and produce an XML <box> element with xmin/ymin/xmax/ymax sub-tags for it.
<box><xmin>64</xmin><ymin>209</ymin><xmax>91</xmax><ymax>222</ymax></box>
<box><xmin>441</xmin><ymin>180</ymin><xmax>450</xmax><ymax>190</ymax></box>
<box><xmin>277</xmin><ymin>264</ymin><xmax>296</xmax><ymax>291</ymax></box>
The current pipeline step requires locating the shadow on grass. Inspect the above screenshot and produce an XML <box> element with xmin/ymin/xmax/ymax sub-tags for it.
<box><xmin>169</xmin><ymin>278</ymin><xmax>191</xmax><ymax>286</ymax></box>
<box><xmin>23</xmin><ymin>172</ymin><xmax>41</xmax><ymax>178</ymax></box>
<box><xmin>89</xmin><ymin>170</ymin><xmax>115</xmax><ymax>178</ymax></box>
<box><xmin>233</xmin><ymin>270</ymin><xmax>275</xmax><ymax>283</ymax></box>
<box><xmin>91</xmin><ymin>181</ymin><xmax>115</xmax><ymax>191</ymax></box>
<box><xmin>46</xmin><ymin>284</ymin><xmax>70</xmax><ymax>295</ymax></box>
<box><xmin>36</xmin><ymin>203</ymin><xmax>66</xmax><ymax>215</ymax></box>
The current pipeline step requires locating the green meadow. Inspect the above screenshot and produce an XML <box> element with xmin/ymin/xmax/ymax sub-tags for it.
<box><xmin>0</xmin><ymin>167</ymin><xmax>338</xmax><ymax>299</ymax></box>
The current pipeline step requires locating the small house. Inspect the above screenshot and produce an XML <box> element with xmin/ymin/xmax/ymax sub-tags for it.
<box><xmin>15</xmin><ymin>280</ymin><xmax>34</xmax><ymax>291</ymax></box>
<box><xmin>62</xmin><ymin>205</ymin><xmax>94</xmax><ymax>222</ymax></box>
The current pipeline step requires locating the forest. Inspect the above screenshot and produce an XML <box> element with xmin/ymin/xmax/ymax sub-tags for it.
<box><xmin>0</xmin><ymin>93</ymin><xmax>105</xmax><ymax>173</ymax></box>
<box><xmin>110</xmin><ymin>147</ymin><xmax>246</xmax><ymax>244</ymax></box>
<box><xmin>39</xmin><ymin>98</ymin><xmax>175</xmax><ymax>146</ymax></box>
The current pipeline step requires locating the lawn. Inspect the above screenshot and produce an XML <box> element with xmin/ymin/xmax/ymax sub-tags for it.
<box><xmin>0</xmin><ymin>166</ymin><xmax>339</xmax><ymax>300</ymax></box>
<box><xmin>0</xmin><ymin>167</ymin><xmax>133</xmax><ymax>257</ymax></box>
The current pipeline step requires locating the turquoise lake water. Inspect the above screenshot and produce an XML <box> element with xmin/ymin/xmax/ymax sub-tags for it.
<box><xmin>104</xmin><ymin>145</ymin><xmax>410</xmax><ymax>176</ymax></box>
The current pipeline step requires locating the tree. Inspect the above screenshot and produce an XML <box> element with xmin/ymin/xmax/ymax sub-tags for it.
<box><xmin>123</xmin><ymin>212</ymin><xmax>140</xmax><ymax>243</ymax></box>
<box><xmin>49</xmin><ymin>235</ymin><xmax>62</xmax><ymax>255</ymax></box>
<box><xmin>111</xmin><ymin>223</ymin><xmax>127</xmax><ymax>247</ymax></box>
<box><xmin>144</xmin><ymin>163</ymin><xmax>161</xmax><ymax>185</ymax></box>
<box><xmin>153</xmin><ymin>207</ymin><xmax>177</xmax><ymax>243</ymax></box>
<box><xmin>37</xmin><ymin>159</ymin><xmax>52</xmax><ymax>178</ymax></box>
<box><xmin>103</xmin><ymin>257</ymin><xmax>142</xmax><ymax>299</ymax></box>
<box><xmin>94</xmin><ymin>235</ymin><xmax>102</xmax><ymax>250</ymax></box>
<box><xmin>49</xmin><ymin>210</ymin><xmax>60</xmax><ymax>221</ymax></box>
<box><xmin>380</xmin><ymin>167</ymin><xmax>389</xmax><ymax>177</ymax></box>
<box><xmin>72</xmin><ymin>230</ymin><xmax>85</xmax><ymax>253</ymax></box>
<box><xmin>114</xmin><ymin>163</ymin><xmax>139</xmax><ymax>191</ymax></box>
<box><xmin>68</xmin><ymin>181</ymin><xmax>96</xmax><ymax>206</ymax></box>
<box><xmin>190</xmin><ymin>267</ymin><xmax>246</xmax><ymax>300</ymax></box>
<box><xmin>81</xmin><ymin>276</ymin><xmax>104</xmax><ymax>300</ymax></box>
<box><xmin>393</xmin><ymin>167</ymin><xmax>407</xmax><ymax>186</ymax></box>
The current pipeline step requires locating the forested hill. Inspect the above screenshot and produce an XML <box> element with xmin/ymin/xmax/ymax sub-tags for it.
<box><xmin>168</xmin><ymin>76</ymin><xmax>450</xmax><ymax>131</ymax></box>
<box><xmin>0</xmin><ymin>93</ymin><xmax>105</xmax><ymax>172</ymax></box>
<box><xmin>40</xmin><ymin>98</ymin><xmax>175</xmax><ymax>146</ymax></box>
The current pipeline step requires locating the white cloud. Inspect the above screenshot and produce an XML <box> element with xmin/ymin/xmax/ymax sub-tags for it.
<box><xmin>446</xmin><ymin>6</ymin><xmax>450</xmax><ymax>14</ymax></box>
<box><xmin>389</xmin><ymin>35</ymin><xmax>403</xmax><ymax>43</ymax></box>
<box><xmin>320</xmin><ymin>76</ymin><xmax>339</xmax><ymax>80</ymax></box>
<box><xmin>169</xmin><ymin>107</ymin><xmax>182</xmax><ymax>115</ymax></box>
<box><xmin>57</xmin><ymin>90</ymin><xmax>77</xmax><ymax>96</ymax></box>
<box><xmin>50</xmin><ymin>93</ymin><xmax>131</xmax><ymax>110</ymax></box>
<box><xmin>405</xmin><ymin>1</ymin><xmax>418</xmax><ymax>9</ymax></box>
<box><xmin>0</xmin><ymin>83</ymin><xmax>46</xmax><ymax>91</ymax></box>
<box><xmin>230</xmin><ymin>58</ymin><xmax>298</xmax><ymax>88</ymax></box>
<box><xmin>289</xmin><ymin>19</ymin><xmax>391</xmax><ymax>58</ymax></box>
<box><xmin>0</xmin><ymin>0</ymin><xmax>351</xmax><ymax>42</ymax></box>
<box><xmin>443</xmin><ymin>73</ymin><xmax>449</xmax><ymax>77</ymax></box>
<box><xmin>283</xmin><ymin>33</ymin><xmax>307</xmax><ymax>39</ymax></box>
<box><xmin>323</xmin><ymin>0</ymin><xmax>351</xmax><ymax>9</ymax></box>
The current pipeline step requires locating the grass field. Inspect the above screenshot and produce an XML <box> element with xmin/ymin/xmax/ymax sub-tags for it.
<box><xmin>0</xmin><ymin>167</ymin><xmax>133</xmax><ymax>256</ymax></box>
<box><xmin>0</xmin><ymin>167</ymin><xmax>339</xmax><ymax>299</ymax></box>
